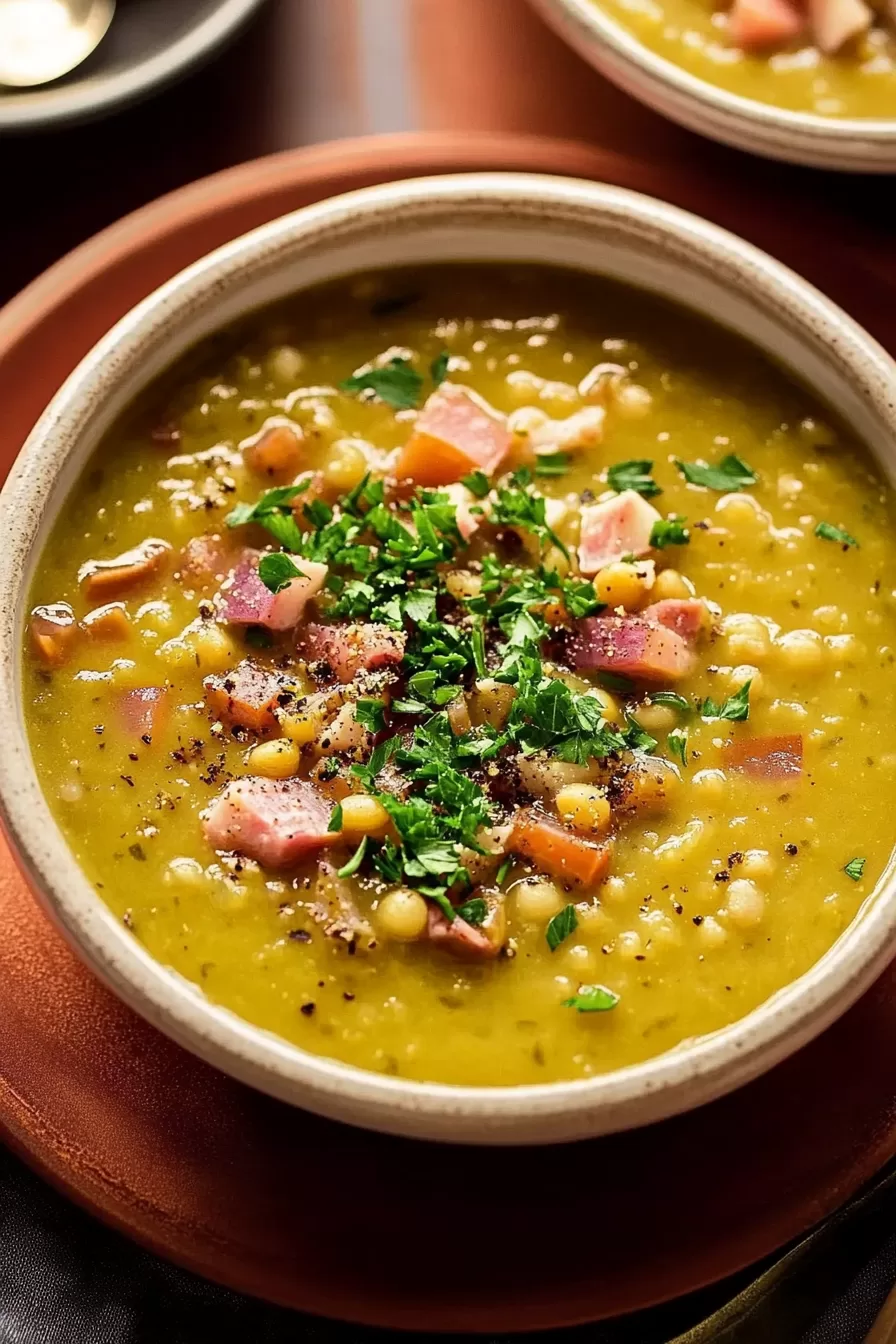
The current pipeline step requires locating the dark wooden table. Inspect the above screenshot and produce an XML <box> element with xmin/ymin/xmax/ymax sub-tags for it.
<box><xmin>1</xmin><ymin>0</ymin><xmax>892</xmax><ymax>311</ymax></box>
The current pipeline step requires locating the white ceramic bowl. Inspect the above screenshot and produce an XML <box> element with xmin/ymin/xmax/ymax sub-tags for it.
<box><xmin>530</xmin><ymin>0</ymin><xmax>896</xmax><ymax>171</ymax></box>
<box><xmin>2</xmin><ymin>173</ymin><xmax>896</xmax><ymax>1145</ymax></box>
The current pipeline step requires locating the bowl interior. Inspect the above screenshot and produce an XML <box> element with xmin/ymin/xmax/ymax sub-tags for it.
<box><xmin>4</xmin><ymin>173</ymin><xmax>896</xmax><ymax>1143</ymax></box>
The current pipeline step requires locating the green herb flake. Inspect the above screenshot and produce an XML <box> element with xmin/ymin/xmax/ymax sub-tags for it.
<box><xmin>607</xmin><ymin>459</ymin><xmax>661</xmax><ymax>498</ymax></box>
<box><xmin>328</xmin><ymin>803</ymin><xmax>344</xmax><ymax>834</ymax></box>
<box><xmin>495</xmin><ymin>857</ymin><xmax>512</xmax><ymax>887</ymax></box>
<box><xmin>355</xmin><ymin>698</ymin><xmax>387</xmax><ymax>734</ymax></box>
<box><xmin>563</xmin><ymin>984</ymin><xmax>620</xmax><ymax>1013</ymax></box>
<box><xmin>340</xmin><ymin>356</ymin><xmax>424</xmax><ymax>411</ymax></box>
<box><xmin>668</xmin><ymin>727</ymin><xmax>688</xmax><ymax>769</ymax></box>
<box><xmin>649</xmin><ymin>691</ymin><xmax>691</xmax><ymax>714</ymax></box>
<box><xmin>460</xmin><ymin>470</ymin><xmax>491</xmax><ymax>499</ymax></box>
<box><xmin>430</xmin><ymin>350</ymin><xmax>451</xmax><ymax>387</ymax></box>
<box><xmin>700</xmin><ymin>680</ymin><xmax>752</xmax><ymax>723</ymax></box>
<box><xmin>815</xmin><ymin>521</ymin><xmax>858</xmax><ymax>548</ymax></box>
<box><xmin>534</xmin><ymin>452</ymin><xmax>572</xmax><ymax>478</ymax></box>
<box><xmin>546</xmin><ymin>903</ymin><xmax>578</xmax><ymax>951</ymax></box>
<box><xmin>456</xmin><ymin>897</ymin><xmax>488</xmax><ymax>926</ymax></box>
<box><xmin>257</xmin><ymin>551</ymin><xmax>303</xmax><ymax>594</ymax></box>
<box><xmin>337</xmin><ymin>836</ymin><xmax>369</xmax><ymax>878</ymax></box>
<box><xmin>844</xmin><ymin>857</ymin><xmax>866</xmax><ymax>881</ymax></box>
<box><xmin>623</xmin><ymin>711</ymin><xmax>658</xmax><ymax>754</ymax></box>
<box><xmin>225</xmin><ymin>482</ymin><xmax>308</xmax><ymax>552</ymax></box>
<box><xmin>650</xmin><ymin>517</ymin><xmax>690</xmax><ymax>548</ymax></box>
<box><xmin>675</xmin><ymin>454</ymin><xmax>757</xmax><ymax>492</ymax></box>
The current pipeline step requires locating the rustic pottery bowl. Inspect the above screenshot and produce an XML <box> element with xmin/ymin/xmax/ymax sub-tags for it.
<box><xmin>529</xmin><ymin>0</ymin><xmax>896</xmax><ymax>171</ymax></box>
<box><xmin>1</xmin><ymin>173</ymin><xmax>896</xmax><ymax>1145</ymax></box>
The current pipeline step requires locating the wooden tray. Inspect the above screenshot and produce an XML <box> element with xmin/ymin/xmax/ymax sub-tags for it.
<box><xmin>1</xmin><ymin>132</ymin><xmax>895</xmax><ymax>1333</ymax></box>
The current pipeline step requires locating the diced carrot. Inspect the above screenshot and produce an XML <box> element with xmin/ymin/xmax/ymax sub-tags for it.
<box><xmin>727</xmin><ymin>734</ymin><xmax>803</xmax><ymax>780</ymax></box>
<box><xmin>393</xmin><ymin>384</ymin><xmax>511</xmax><ymax>486</ymax></box>
<box><xmin>79</xmin><ymin>538</ymin><xmax>171</xmax><ymax>599</ymax></box>
<box><xmin>204</xmin><ymin>660</ymin><xmax>286</xmax><ymax>734</ymax></box>
<box><xmin>729</xmin><ymin>0</ymin><xmax>805</xmax><ymax>48</ymax></box>
<box><xmin>82</xmin><ymin>602</ymin><xmax>131</xmax><ymax>641</ymax></box>
<box><xmin>30</xmin><ymin>603</ymin><xmax>79</xmax><ymax>668</ymax></box>
<box><xmin>241</xmin><ymin>420</ymin><xmax>304</xmax><ymax>479</ymax></box>
<box><xmin>509</xmin><ymin>809</ymin><xmax>614</xmax><ymax>886</ymax></box>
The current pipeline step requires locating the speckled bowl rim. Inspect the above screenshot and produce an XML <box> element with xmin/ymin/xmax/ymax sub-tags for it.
<box><xmin>2</xmin><ymin>172</ymin><xmax>896</xmax><ymax>1145</ymax></box>
<box><xmin>529</xmin><ymin>0</ymin><xmax>896</xmax><ymax>171</ymax></box>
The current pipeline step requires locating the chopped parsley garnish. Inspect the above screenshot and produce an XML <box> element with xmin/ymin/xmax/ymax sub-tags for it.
<box><xmin>495</xmin><ymin>857</ymin><xmax>512</xmax><ymax>887</ymax></box>
<box><xmin>815</xmin><ymin>521</ymin><xmax>858</xmax><ymax>548</ymax></box>
<box><xmin>337</xmin><ymin>836</ymin><xmax>369</xmax><ymax>878</ymax></box>
<box><xmin>622</xmin><ymin>711</ymin><xmax>657</xmax><ymax>754</ymax></box>
<box><xmin>607</xmin><ymin>459</ymin><xmax>661</xmax><ymax>498</ymax></box>
<box><xmin>563</xmin><ymin>984</ymin><xmax>619</xmax><ymax>1012</ymax></box>
<box><xmin>534</xmin><ymin>452</ymin><xmax>572</xmax><ymax>478</ymax></box>
<box><xmin>490</xmin><ymin>468</ymin><xmax>569</xmax><ymax>559</ymax></box>
<box><xmin>460</xmin><ymin>470</ymin><xmax>491</xmax><ymax>499</ymax></box>
<box><xmin>339</xmin><ymin>356</ymin><xmax>424</xmax><ymax>410</ymax></box>
<box><xmin>650</xmin><ymin>517</ymin><xmax>690</xmax><ymax>548</ymax></box>
<box><xmin>649</xmin><ymin>691</ymin><xmax>691</xmax><ymax>714</ymax></box>
<box><xmin>430</xmin><ymin>350</ymin><xmax>450</xmax><ymax>387</ymax></box>
<box><xmin>328</xmin><ymin>802</ymin><xmax>344</xmax><ymax>833</ymax></box>
<box><xmin>844</xmin><ymin>857</ymin><xmax>866</xmax><ymax>881</ymax></box>
<box><xmin>456</xmin><ymin>897</ymin><xmax>488</xmax><ymax>926</ymax></box>
<box><xmin>675</xmin><ymin>454</ymin><xmax>757</xmax><ymax>492</ymax></box>
<box><xmin>225</xmin><ymin>481</ymin><xmax>308</xmax><ymax>552</ymax></box>
<box><xmin>546</xmin><ymin>903</ymin><xmax>578</xmax><ymax>951</ymax></box>
<box><xmin>668</xmin><ymin>727</ymin><xmax>688</xmax><ymax>769</ymax></box>
<box><xmin>355</xmin><ymin>698</ymin><xmax>388</xmax><ymax>734</ymax></box>
<box><xmin>700</xmin><ymin>680</ymin><xmax>752</xmax><ymax>723</ymax></box>
<box><xmin>258</xmin><ymin>551</ymin><xmax>304</xmax><ymax>593</ymax></box>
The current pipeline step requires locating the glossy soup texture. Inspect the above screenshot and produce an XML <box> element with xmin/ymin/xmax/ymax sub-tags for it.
<box><xmin>25</xmin><ymin>264</ymin><xmax>896</xmax><ymax>1087</ymax></box>
<box><xmin>596</xmin><ymin>0</ymin><xmax>896</xmax><ymax>116</ymax></box>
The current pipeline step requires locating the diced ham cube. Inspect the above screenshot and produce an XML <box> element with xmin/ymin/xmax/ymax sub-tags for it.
<box><xmin>425</xmin><ymin>905</ymin><xmax>500</xmax><ymax>961</ymax></box>
<box><xmin>729</xmin><ymin>0</ymin><xmax>805</xmax><ymax>47</ymax></box>
<box><xmin>241</xmin><ymin>420</ymin><xmax>304</xmax><ymax>479</ymax></box>
<box><xmin>179</xmin><ymin>534</ymin><xmax>247</xmax><ymax>586</ymax></box>
<box><xmin>570</xmin><ymin>615</ymin><xmax>695</xmax><ymax>683</ymax></box>
<box><xmin>578</xmin><ymin>491</ymin><xmax>662</xmax><ymax>576</ymax></box>
<box><xmin>204</xmin><ymin>660</ymin><xmax>287</xmax><ymax>733</ymax></box>
<box><xmin>727</xmin><ymin>734</ymin><xmax>803</xmax><ymax>780</ymax></box>
<box><xmin>202</xmin><ymin>777</ymin><xmax>335</xmax><ymax>869</ymax></box>
<box><xmin>82</xmin><ymin>602</ymin><xmax>131</xmax><ymax>641</ymax></box>
<box><xmin>217</xmin><ymin>556</ymin><xmax>328</xmax><ymax>632</ymax></box>
<box><xmin>119</xmin><ymin>687</ymin><xmax>168</xmax><ymax>739</ymax></box>
<box><xmin>509</xmin><ymin>810</ymin><xmax>615</xmax><ymax>886</ymax></box>
<box><xmin>303</xmin><ymin>622</ymin><xmax>406</xmax><ymax>683</ymax></box>
<box><xmin>394</xmin><ymin>384</ymin><xmax>511</xmax><ymax>486</ymax></box>
<box><xmin>809</xmin><ymin>0</ymin><xmax>871</xmax><ymax>50</ymax></box>
<box><xmin>30</xmin><ymin>603</ymin><xmax>79</xmax><ymax>667</ymax></box>
<box><xmin>79</xmin><ymin>539</ymin><xmax>171</xmax><ymax>599</ymax></box>
<box><xmin>641</xmin><ymin>598</ymin><xmax>708</xmax><ymax>642</ymax></box>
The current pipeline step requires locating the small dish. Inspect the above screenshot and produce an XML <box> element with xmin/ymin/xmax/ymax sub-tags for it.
<box><xmin>528</xmin><ymin>0</ymin><xmax>896</xmax><ymax>171</ymax></box>
<box><xmin>2</xmin><ymin>172</ymin><xmax>896</xmax><ymax>1145</ymax></box>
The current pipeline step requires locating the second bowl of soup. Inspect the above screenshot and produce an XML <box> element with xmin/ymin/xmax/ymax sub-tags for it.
<box><xmin>2</xmin><ymin>174</ymin><xmax>896</xmax><ymax>1143</ymax></box>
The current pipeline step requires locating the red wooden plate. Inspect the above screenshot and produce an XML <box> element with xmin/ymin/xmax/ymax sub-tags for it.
<box><xmin>1</xmin><ymin>132</ymin><xmax>895</xmax><ymax>1332</ymax></box>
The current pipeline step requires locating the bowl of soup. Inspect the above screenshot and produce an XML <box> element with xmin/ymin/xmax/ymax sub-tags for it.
<box><xmin>529</xmin><ymin>0</ymin><xmax>896</xmax><ymax>170</ymax></box>
<box><xmin>2</xmin><ymin>173</ymin><xmax>896</xmax><ymax>1144</ymax></box>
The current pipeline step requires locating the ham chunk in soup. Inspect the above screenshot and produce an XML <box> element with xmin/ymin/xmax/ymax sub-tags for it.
<box><xmin>205</xmin><ymin>660</ymin><xmax>289</xmax><ymax>734</ymax></box>
<box><xmin>217</xmin><ymin>556</ymin><xmax>328</xmax><ymax>631</ymax></box>
<box><xmin>570</xmin><ymin>615</ymin><xmax>695</xmax><ymax>683</ymax></box>
<box><xmin>641</xmin><ymin>598</ymin><xmax>708</xmax><ymax>642</ymax></box>
<box><xmin>304</xmin><ymin>622</ymin><xmax>406</xmax><ymax>683</ymax></box>
<box><xmin>203</xmin><ymin>777</ymin><xmax>335</xmax><ymax>868</ymax></box>
<box><xmin>578</xmin><ymin>491</ymin><xmax>661</xmax><ymax>576</ymax></box>
<box><xmin>729</xmin><ymin>0</ymin><xmax>805</xmax><ymax>47</ymax></box>
<box><xmin>394</xmin><ymin>384</ymin><xmax>511</xmax><ymax>486</ymax></box>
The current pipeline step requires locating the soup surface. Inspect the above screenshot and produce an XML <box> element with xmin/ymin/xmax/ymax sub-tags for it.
<box><xmin>25</xmin><ymin>263</ymin><xmax>896</xmax><ymax>1087</ymax></box>
<box><xmin>595</xmin><ymin>0</ymin><xmax>896</xmax><ymax>116</ymax></box>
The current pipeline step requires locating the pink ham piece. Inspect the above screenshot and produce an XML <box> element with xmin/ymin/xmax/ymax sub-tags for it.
<box><xmin>202</xmin><ymin>777</ymin><xmax>335</xmax><ymax>869</ymax></box>
<box><xmin>729</xmin><ymin>0</ymin><xmax>805</xmax><ymax>47</ymax></box>
<box><xmin>425</xmin><ymin>905</ymin><xmax>500</xmax><ymax>961</ymax></box>
<box><xmin>204</xmin><ymin>660</ymin><xmax>286</xmax><ymax>734</ymax></box>
<box><xmin>217</xmin><ymin>556</ymin><xmax>328</xmax><ymax>632</ymax></box>
<box><xmin>179</xmin><ymin>534</ymin><xmax>246</xmax><ymax>586</ymax></box>
<box><xmin>578</xmin><ymin>491</ymin><xmax>662</xmax><ymax>577</ymax></box>
<box><xmin>809</xmin><ymin>0</ymin><xmax>871</xmax><ymax>51</ymax></box>
<box><xmin>119</xmin><ymin>687</ymin><xmax>168</xmax><ymax>739</ymax></box>
<box><xmin>641</xmin><ymin>598</ymin><xmax>708</xmax><ymax>642</ymax></box>
<box><xmin>394</xmin><ymin>383</ymin><xmax>511</xmax><ymax>486</ymax></box>
<box><xmin>570</xmin><ymin>615</ymin><xmax>694</xmax><ymax>684</ymax></box>
<box><xmin>728</xmin><ymin>734</ymin><xmax>803</xmax><ymax>780</ymax></box>
<box><xmin>304</xmin><ymin>622</ymin><xmax>406</xmax><ymax>683</ymax></box>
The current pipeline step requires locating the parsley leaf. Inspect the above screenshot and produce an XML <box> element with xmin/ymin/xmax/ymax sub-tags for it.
<box><xmin>668</xmin><ymin>727</ymin><xmax>688</xmax><ymax>769</ymax></box>
<box><xmin>337</xmin><ymin>836</ymin><xmax>369</xmax><ymax>878</ymax></box>
<box><xmin>700</xmin><ymin>680</ymin><xmax>752</xmax><ymax>722</ymax></box>
<box><xmin>257</xmin><ymin>551</ymin><xmax>303</xmax><ymax>593</ymax></box>
<box><xmin>225</xmin><ymin>482</ymin><xmax>308</xmax><ymax>551</ymax></box>
<box><xmin>546</xmin><ymin>903</ymin><xmax>578</xmax><ymax>951</ymax></box>
<box><xmin>563</xmin><ymin>984</ymin><xmax>619</xmax><ymax>1012</ymax></box>
<box><xmin>650</xmin><ymin>517</ymin><xmax>690</xmax><ymax>548</ymax></box>
<box><xmin>460</xmin><ymin>470</ymin><xmax>491</xmax><ymax>499</ymax></box>
<box><xmin>623</xmin><ymin>711</ymin><xmax>657</xmax><ymax>754</ymax></box>
<box><xmin>534</xmin><ymin>452</ymin><xmax>572</xmax><ymax>478</ymax></box>
<box><xmin>607</xmin><ymin>459</ymin><xmax>661</xmax><ymax>498</ymax></box>
<box><xmin>355</xmin><ymin>698</ymin><xmax>387</xmax><ymax>734</ymax></box>
<box><xmin>649</xmin><ymin>692</ymin><xmax>691</xmax><ymax>714</ymax></box>
<box><xmin>495</xmin><ymin>857</ymin><xmax>512</xmax><ymax>887</ymax></box>
<box><xmin>816</xmin><ymin>521</ymin><xmax>858</xmax><ymax>548</ymax></box>
<box><xmin>340</xmin><ymin>356</ymin><xmax>423</xmax><ymax>410</ymax></box>
<box><xmin>456</xmin><ymin>897</ymin><xmax>488</xmax><ymax>926</ymax></box>
<box><xmin>430</xmin><ymin>350</ymin><xmax>450</xmax><ymax>387</ymax></box>
<box><xmin>490</xmin><ymin>471</ymin><xmax>569</xmax><ymax>559</ymax></box>
<box><xmin>675</xmin><ymin>454</ymin><xmax>757</xmax><ymax>491</ymax></box>
<box><xmin>328</xmin><ymin>803</ymin><xmax>344</xmax><ymax>833</ymax></box>
<box><xmin>844</xmin><ymin>857</ymin><xmax>866</xmax><ymax>881</ymax></box>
